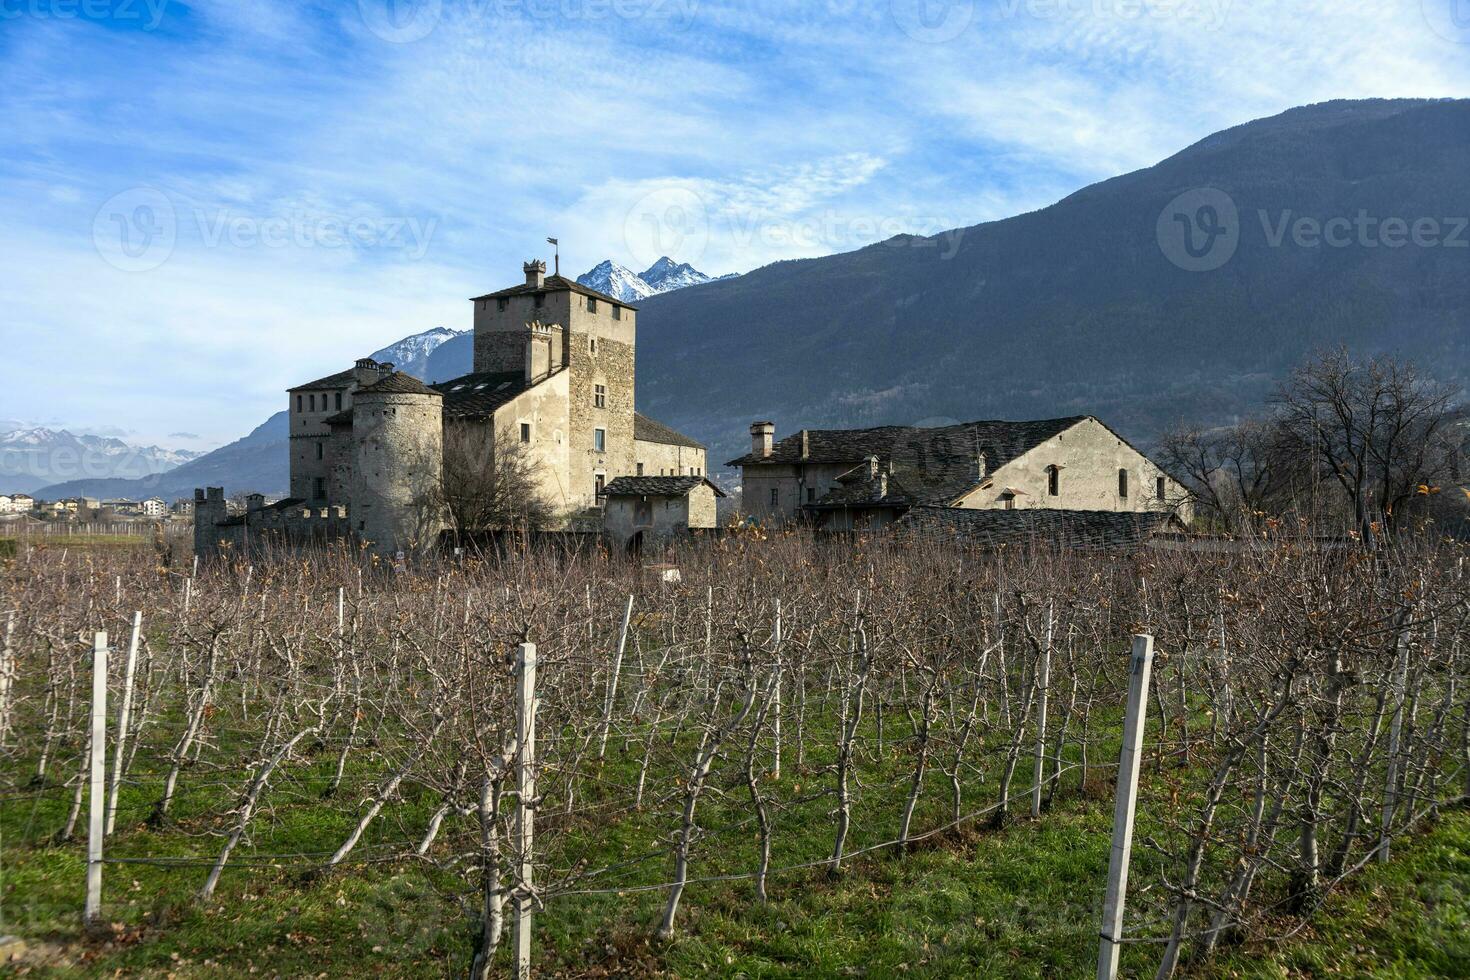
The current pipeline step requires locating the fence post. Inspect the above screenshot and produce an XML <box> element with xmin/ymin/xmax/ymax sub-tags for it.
<box><xmin>772</xmin><ymin>599</ymin><xmax>783</xmax><ymax>780</ymax></box>
<box><xmin>1379</xmin><ymin>627</ymin><xmax>1411</xmax><ymax>863</ymax></box>
<box><xmin>514</xmin><ymin>642</ymin><xmax>537</xmax><ymax>979</ymax></box>
<box><xmin>107</xmin><ymin>612</ymin><xmax>142</xmax><ymax>835</ymax></box>
<box><xmin>598</xmin><ymin>596</ymin><xmax>634</xmax><ymax>761</ymax></box>
<box><xmin>1097</xmin><ymin>634</ymin><xmax>1153</xmax><ymax>980</ymax></box>
<box><xmin>85</xmin><ymin>631</ymin><xmax>109</xmax><ymax>930</ymax></box>
<box><xmin>1032</xmin><ymin>600</ymin><xmax>1053</xmax><ymax>818</ymax></box>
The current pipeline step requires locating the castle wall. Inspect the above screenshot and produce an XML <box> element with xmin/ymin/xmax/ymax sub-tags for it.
<box><xmin>489</xmin><ymin>369</ymin><xmax>572</xmax><ymax>517</ymax></box>
<box><xmin>474</xmin><ymin>292</ymin><xmax>575</xmax><ymax>374</ymax></box>
<box><xmin>565</xmin><ymin>294</ymin><xmax>636</xmax><ymax>510</ymax></box>
<box><xmin>351</xmin><ymin>390</ymin><xmax>444</xmax><ymax>555</ymax></box>
<box><xmin>635</xmin><ymin>439</ymin><xmax>707</xmax><ymax>478</ymax></box>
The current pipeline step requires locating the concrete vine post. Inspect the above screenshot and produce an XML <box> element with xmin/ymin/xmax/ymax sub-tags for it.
<box><xmin>106</xmin><ymin>611</ymin><xmax>142</xmax><ymax>835</ymax></box>
<box><xmin>514</xmin><ymin>642</ymin><xmax>537</xmax><ymax>979</ymax></box>
<box><xmin>1097</xmin><ymin>634</ymin><xmax>1154</xmax><ymax>980</ymax></box>
<box><xmin>598</xmin><ymin>595</ymin><xmax>633</xmax><ymax>761</ymax></box>
<box><xmin>1032</xmin><ymin>600</ymin><xmax>1053</xmax><ymax>819</ymax></box>
<box><xmin>85</xmin><ymin>631</ymin><xmax>109</xmax><ymax>931</ymax></box>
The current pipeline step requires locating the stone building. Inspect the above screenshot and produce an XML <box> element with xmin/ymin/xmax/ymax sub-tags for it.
<box><xmin>602</xmin><ymin>476</ymin><xmax>725</xmax><ymax>552</ymax></box>
<box><xmin>728</xmin><ymin>416</ymin><xmax>1190</xmax><ymax>531</ymax></box>
<box><xmin>198</xmin><ymin>258</ymin><xmax>708</xmax><ymax>558</ymax></box>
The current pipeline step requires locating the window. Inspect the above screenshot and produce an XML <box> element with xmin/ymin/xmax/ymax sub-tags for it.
<box><xmin>587</xmin><ymin>297</ymin><xmax>598</xmax><ymax>313</ymax></box>
<box><xmin>594</xmin><ymin>428</ymin><xmax>606</xmax><ymax>453</ymax></box>
<box><xmin>1156</xmin><ymin>476</ymin><xmax>1167</xmax><ymax>503</ymax></box>
<box><xmin>590</xmin><ymin>337</ymin><xmax>598</xmax><ymax>354</ymax></box>
<box><xmin>296</xmin><ymin>394</ymin><xmax>302</xmax><ymax>412</ymax></box>
<box><xmin>1046</xmin><ymin>465</ymin><xmax>1060</xmax><ymax>497</ymax></box>
<box><xmin>313</xmin><ymin>477</ymin><xmax>325</xmax><ymax>499</ymax></box>
<box><xmin>497</xmin><ymin>297</ymin><xmax>508</xmax><ymax>312</ymax></box>
<box><xmin>769</xmin><ymin>487</ymin><xmax>779</xmax><ymax>507</ymax></box>
<box><xmin>309</xmin><ymin>393</ymin><xmax>316</xmax><ymax>412</ymax></box>
<box><xmin>1001</xmin><ymin>491</ymin><xmax>1016</xmax><ymax>510</ymax></box>
<box><xmin>335</xmin><ymin>392</ymin><xmax>343</xmax><ymax>411</ymax></box>
<box><xmin>1118</xmin><ymin>469</ymin><xmax>1130</xmax><ymax>499</ymax></box>
<box><xmin>520</xmin><ymin>423</ymin><xmax>531</xmax><ymax>444</ymax></box>
<box><xmin>316</xmin><ymin>442</ymin><xmax>324</xmax><ymax>460</ymax></box>
<box><xmin>595</xmin><ymin>473</ymin><xmax>605</xmax><ymax>499</ymax></box>
<box><xmin>612</xmin><ymin>304</ymin><xmax>622</xmax><ymax>321</ymax></box>
<box><xmin>594</xmin><ymin>384</ymin><xmax>606</xmax><ymax>409</ymax></box>
<box><xmin>806</xmin><ymin>487</ymin><xmax>815</xmax><ymax>503</ymax></box>
<box><xmin>533</xmin><ymin>293</ymin><xmax>545</xmax><ymax>308</ymax></box>
<box><xmin>636</xmin><ymin>463</ymin><xmax>644</xmax><ymax>476</ymax></box>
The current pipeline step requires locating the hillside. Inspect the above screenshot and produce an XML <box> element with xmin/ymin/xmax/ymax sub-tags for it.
<box><xmin>633</xmin><ymin>99</ymin><xmax>1470</xmax><ymax>463</ymax></box>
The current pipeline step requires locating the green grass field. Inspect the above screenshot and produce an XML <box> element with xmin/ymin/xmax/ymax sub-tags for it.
<box><xmin>5</xmin><ymin>737</ymin><xmax>1467</xmax><ymax>978</ymax></box>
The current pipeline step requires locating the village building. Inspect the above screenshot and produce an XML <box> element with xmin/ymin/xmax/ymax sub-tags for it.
<box><xmin>601</xmin><ymin>476</ymin><xmax>725</xmax><ymax>553</ymax></box>
<box><xmin>198</xmin><ymin>258</ymin><xmax>709</xmax><ymax>557</ymax></box>
<box><xmin>728</xmin><ymin>417</ymin><xmax>1190</xmax><ymax>531</ymax></box>
<box><xmin>141</xmin><ymin>497</ymin><xmax>167</xmax><ymax>518</ymax></box>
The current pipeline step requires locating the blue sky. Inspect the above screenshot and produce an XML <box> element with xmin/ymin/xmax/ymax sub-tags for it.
<box><xmin>4</xmin><ymin>0</ymin><xmax>1470</xmax><ymax>449</ymax></box>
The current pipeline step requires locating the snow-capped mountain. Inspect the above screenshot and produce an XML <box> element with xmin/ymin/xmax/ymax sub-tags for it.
<box><xmin>369</xmin><ymin>326</ymin><xmax>467</xmax><ymax>380</ymax></box>
<box><xmin>1</xmin><ymin>428</ymin><xmax>204</xmax><ymax>494</ymax></box>
<box><xmin>639</xmin><ymin>256</ymin><xmax>718</xmax><ymax>293</ymax></box>
<box><xmin>577</xmin><ymin>260</ymin><xmax>659</xmax><ymax>303</ymax></box>
<box><xmin>577</xmin><ymin>257</ymin><xmax>725</xmax><ymax>304</ymax></box>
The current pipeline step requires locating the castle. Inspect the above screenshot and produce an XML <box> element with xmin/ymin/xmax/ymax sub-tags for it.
<box><xmin>196</xmin><ymin>259</ymin><xmax>708</xmax><ymax>558</ymax></box>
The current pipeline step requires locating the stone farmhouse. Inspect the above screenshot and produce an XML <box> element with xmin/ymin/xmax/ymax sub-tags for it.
<box><xmin>728</xmin><ymin>416</ymin><xmax>1190</xmax><ymax>531</ymax></box>
<box><xmin>197</xmin><ymin>259</ymin><xmax>709</xmax><ymax>557</ymax></box>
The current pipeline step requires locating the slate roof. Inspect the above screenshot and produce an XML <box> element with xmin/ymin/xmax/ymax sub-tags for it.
<box><xmin>431</xmin><ymin>371</ymin><xmax>534</xmax><ymax>419</ymax></box>
<box><xmin>289</xmin><ymin>368</ymin><xmax>358</xmax><ymax>392</ymax></box>
<box><xmin>894</xmin><ymin>506</ymin><xmax>1185</xmax><ymax>551</ymax></box>
<box><xmin>732</xmin><ymin>417</ymin><xmax>1087</xmax><ymax>508</ymax></box>
<box><xmin>357</xmin><ymin>372</ymin><xmax>439</xmax><ymax>396</ymax></box>
<box><xmin>470</xmin><ymin>274</ymin><xmax>635</xmax><ymax>310</ymax></box>
<box><xmin>808</xmin><ymin>461</ymin><xmax>918</xmax><ymax>509</ymax></box>
<box><xmin>603</xmin><ymin>476</ymin><xmax>726</xmax><ymax>498</ymax></box>
<box><xmin>634</xmin><ymin>413</ymin><xmax>706</xmax><ymax>450</ymax></box>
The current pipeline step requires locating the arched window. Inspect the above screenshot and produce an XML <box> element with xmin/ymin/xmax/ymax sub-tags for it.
<box><xmin>1118</xmin><ymin>469</ymin><xmax>1129</xmax><ymax>499</ymax></box>
<box><xmin>1046</xmin><ymin>465</ymin><xmax>1060</xmax><ymax>497</ymax></box>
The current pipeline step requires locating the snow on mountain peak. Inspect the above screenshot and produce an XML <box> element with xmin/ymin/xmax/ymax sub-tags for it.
<box><xmin>576</xmin><ymin>257</ymin><xmax>721</xmax><ymax>304</ymax></box>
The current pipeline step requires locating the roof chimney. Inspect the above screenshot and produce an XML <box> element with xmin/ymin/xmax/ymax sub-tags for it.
<box><xmin>751</xmin><ymin>421</ymin><xmax>775</xmax><ymax>459</ymax></box>
<box><xmin>378</xmin><ymin>362</ymin><xmax>395</xmax><ymax>377</ymax></box>
<box><xmin>800</xmin><ymin>429</ymin><xmax>810</xmax><ymax>460</ymax></box>
<box><xmin>353</xmin><ymin>358</ymin><xmax>380</xmax><ymax>385</ymax></box>
<box><xmin>524</xmin><ymin>259</ymin><xmax>547</xmax><ymax>288</ymax></box>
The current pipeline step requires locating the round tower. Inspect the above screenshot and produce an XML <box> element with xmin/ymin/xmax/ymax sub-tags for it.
<box><xmin>350</xmin><ymin>372</ymin><xmax>444</xmax><ymax>556</ymax></box>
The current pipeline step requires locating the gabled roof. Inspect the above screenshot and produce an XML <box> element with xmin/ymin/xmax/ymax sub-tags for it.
<box><xmin>431</xmin><ymin>371</ymin><xmax>535</xmax><ymax>419</ymax></box>
<box><xmin>634</xmin><ymin>413</ymin><xmax>706</xmax><ymax>450</ymax></box>
<box><xmin>603</xmin><ymin>476</ymin><xmax>726</xmax><ymax>498</ymax></box>
<box><xmin>732</xmin><ymin>417</ymin><xmax>1088</xmax><ymax>507</ymax></box>
<box><xmin>356</xmin><ymin>372</ymin><xmax>439</xmax><ymax>396</ymax></box>
<box><xmin>895</xmin><ymin>506</ymin><xmax>1185</xmax><ymax>551</ymax></box>
<box><xmin>470</xmin><ymin>274</ymin><xmax>635</xmax><ymax>310</ymax></box>
<box><xmin>289</xmin><ymin>368</ymin><xmax>358</xmax><ymax>392</ymax></box>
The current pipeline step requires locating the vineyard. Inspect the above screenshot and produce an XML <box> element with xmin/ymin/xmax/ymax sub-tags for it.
<box><xmin>2</xmin><ymin>533</ymin><xmax>1469</xmax><ymax>977</ymax></box>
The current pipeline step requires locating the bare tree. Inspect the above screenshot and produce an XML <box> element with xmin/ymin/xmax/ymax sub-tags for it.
<box><xmin>1158</xmin><ymin>419</ymin><xmax>1289</xmax><ymax>533</ymax></box>
<box><xmin>1274</xmin><ymin>348</ymin><xmax>1459</xmax><ymax>544</ymax></box>
<box><xmin>426</xmin><ymin>424</ymin><xmax>557</xmax><ymax>539</ymax></box>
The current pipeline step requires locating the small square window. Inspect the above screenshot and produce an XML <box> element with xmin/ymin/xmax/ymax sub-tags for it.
<box><xmin>520</xmin><ymin>423</ymin><xmax>531</xmax><ymax>444</ymax></box>
<box><xmin>594</xmin><ymin>428</ymin><xmax>606</xmax><ymax>453</ymax></box>
<box><xmin>636</xmin><ymin>462</ymin><xmax>644</xmax><ymax>476</ymax></box>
